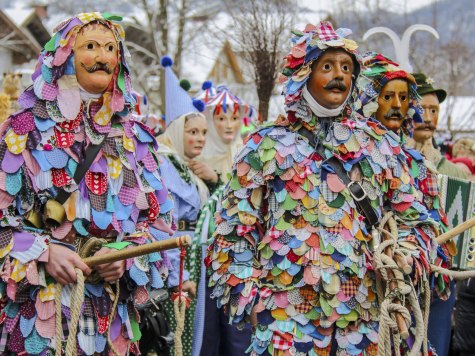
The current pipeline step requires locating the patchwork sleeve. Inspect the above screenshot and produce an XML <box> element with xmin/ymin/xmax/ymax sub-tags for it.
<box><xmin>205</xmin><ymin>136</ymin><xmax>267</xmax><ymax>325</ymax></box>
<box><xmin>412</xmin><ymin>154</ymin><xmax>453</xmax><ymax>299</ymax></box>
<box><xmin>0</xmin><ymin>120</ymin><xmax>51</xmax><ymax>301</ymax></box>
<box><xmin>382</xmin><ymin>147</ymin><xmax>444</xmax><ymax>293</ymax></box>
<box><xmin>117</xmin><ymin>121</ymin><xmax>176</xmax><ymax>292</ymax></box>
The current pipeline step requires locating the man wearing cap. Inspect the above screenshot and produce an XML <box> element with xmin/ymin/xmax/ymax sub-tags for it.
<box><xmin>0</xmin><ymin>13</ymin><xmax>175</xmax><ymax>354</ymax></box>
<box><xmin>411</xmin><ymin>73</ymin><xmax>467</xmax><ymax>179</ymax></box>
<box><xmin>206</xmin><ymin>22</ymin><xmax>442</xmax><ymax>355</ymax></box>
<box><xmin>410</xmin><ymin>73</ymin><xmax>470</xmax><ymax>356</ymax></box>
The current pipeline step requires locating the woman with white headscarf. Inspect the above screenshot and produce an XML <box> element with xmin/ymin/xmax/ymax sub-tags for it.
<box><xmin>155</xmin><ymin>57</ymin><xmax>221</xmax><ymax>356</ymax></box>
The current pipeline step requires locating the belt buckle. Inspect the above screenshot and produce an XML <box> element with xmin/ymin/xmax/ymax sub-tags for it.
<box><xmin>348</xmin><ymin>181</ymin><xmax>367</xmax><ymax>202</ymax></box>
<box><xmin>178</xmin><ymin>220</ymin><xmax>185</xmax><ymax>231</ymax></box>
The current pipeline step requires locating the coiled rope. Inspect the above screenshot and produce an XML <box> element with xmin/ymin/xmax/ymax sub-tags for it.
<box><xmin>375</xmin><ymin>212</ymin><xmax>475</xmax><ymax>356</ymax></box>
<box><xmin>54</xmin><ymin>237</ymin><xmax>120</xmax><ymax>356</ymax></box>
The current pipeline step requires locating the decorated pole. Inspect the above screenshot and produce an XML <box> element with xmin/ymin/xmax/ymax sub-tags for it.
<box><xmin>82</xmin><ymin>235</ymin><xmax>192</xmax><ymax>266</ymax></box>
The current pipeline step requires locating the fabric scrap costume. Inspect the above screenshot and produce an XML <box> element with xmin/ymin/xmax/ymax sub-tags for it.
<box><xmin>206</xmin><ymin>21</ymin><xmax>442</xmax><ymax>355</ymax></box>
<box><xmin>0</xmin><ymin>13</ymin><xmax>174</xmax><ymax>355</ymax></box>
<box><xmin>354</xmin><ymin>53</ymin><xmax>453</xmax><ymax>299</ymax></box>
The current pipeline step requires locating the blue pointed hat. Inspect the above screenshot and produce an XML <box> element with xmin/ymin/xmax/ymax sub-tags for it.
<box><xmin>161</xmin><ymin>56</ymin><xmax>204</xmax><ymax>126</ymax></box>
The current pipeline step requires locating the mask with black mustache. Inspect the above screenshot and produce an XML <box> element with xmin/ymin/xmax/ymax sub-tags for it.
<box><xmin>81</xmin><ymin>62</ymin><xmax>113</xmax><ymax>74</ymax></box>
<box><xmin>415</xmin><ymin>122</ymin><xmax>436</xmax><ymax>131</ymax></box>
<box><xmin>323</xmin><ymin>79</ymin><xmax>347</xmax><ymax>92</ymax></box>
<box><xmin>384</xmin><ymin>108</ymin><xmax>404</xmax><ymax>121</ymax></box>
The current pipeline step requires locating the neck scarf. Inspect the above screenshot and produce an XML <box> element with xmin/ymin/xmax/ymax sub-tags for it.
<box><xmin>302</xmin><ymin>84</ymin><xmax>351</xmax><ymax>118</ymax></box>
<box><xmin>79</xmin><ymin>84</ymin><xmax>102</xmax><ymax>102</ymax></box>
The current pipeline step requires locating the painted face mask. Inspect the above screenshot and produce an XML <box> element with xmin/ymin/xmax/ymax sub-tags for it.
<box><xmin>21</xmin><ymin>12</ymin><xmax>135</xmax><ymax>123</ymax></box>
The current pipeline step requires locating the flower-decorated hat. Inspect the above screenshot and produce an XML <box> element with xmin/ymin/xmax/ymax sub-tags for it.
<box><xmin>354</xmin><ymin>52</ymin><xmax>422</xmax><ymax>134</ymax></box>
<box><xmin>412</xmin><ymin>73</ymin><xmax>447</xmax><ymax>103</ymax></box>
<box><xmin>279</xmin><ymin>21</ymin><xmax>362</xmax><ymax>110</ymax></box>
<box><xmin>161</xmin><ymin>56</ymin><xmax>205</xmax><ymax>126</ymax></box>
<box><xmin>20</xmin><ymin>12</ymin><xmax>135</xmax><ymax>124</ymax></box>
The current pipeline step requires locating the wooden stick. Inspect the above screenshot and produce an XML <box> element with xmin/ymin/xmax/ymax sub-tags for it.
<box><xmin>436</xmin><ymin>216</ymin><xmax>475</xmax><ymax>245</ymax></box>
<box><xmin>82</xmin><ymin>235</ymin><xmax>192</xmax><ymax>267</ymax></box>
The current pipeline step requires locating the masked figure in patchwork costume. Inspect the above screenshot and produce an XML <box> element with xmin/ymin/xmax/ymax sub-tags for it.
<box><xmin>355</xmin><ymin>53</ymin><xmax>453</xmax><ymax>354</ymax></box>
<box><xmin>355</xmin><ymin>52</ymin><xmax>453</xmax><ymax>292</ymax></box>
<box><xmin>0</xmin><ymin>13</ymin><xmax>175</xmax><ymax>355</ymax></box>
<box><xmin>206</xmin><ymin>21</ymin><xmax>443</xmax><ymax>355</ymax></box>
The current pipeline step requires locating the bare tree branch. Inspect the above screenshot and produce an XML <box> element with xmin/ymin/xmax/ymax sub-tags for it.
<box><xmin>224</xmin><ymin>0</ymin><xmax>295</xmax><ymax>121</ymax></box>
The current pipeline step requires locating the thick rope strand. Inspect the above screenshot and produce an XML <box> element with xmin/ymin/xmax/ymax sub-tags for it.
<box><xmin>54</xmin><ymin>283</ymin><xmax>63</xmax><ymax>356</ymax></box>
<box><xmin>65</xmin><ymin>269</ymin><xmax>85</xmax><ymax>355</ymax></box>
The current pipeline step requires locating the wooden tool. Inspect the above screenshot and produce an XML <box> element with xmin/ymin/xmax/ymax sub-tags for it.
<box><xmin>82</xmin><ymin>235</ymin><xmax>192</xmax><ymax>267</ymax></box>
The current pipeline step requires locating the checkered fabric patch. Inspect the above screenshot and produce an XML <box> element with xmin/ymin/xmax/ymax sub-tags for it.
<box><xmin>237</xmin><ymin>225</ymin><xmax>254</xmax><ymax>236</ymax></box>
<box><xmin>122</xmin><ymin>168</ymin><xmax>137</xmax><ymax>187</ymax></box>
<box><xmin>0</xmin><ymin>228</ymin><xmax>13</xmax><ymax>250</ymax></box>
<box><xmin>103</xmin><ymin>137</ymin><xmax>119</xmax><ymax>157</ymax></box>
<box><xmin>341</xmin><ymin>276</ymin><xmax>360</xmax><ymax>297</ymax></box>
<box><xmin>424</xmin><ymin>173</ymin><xmax>439</xmax><ymax>197</ymax></box>
<box><xmin>267</xmin><ymin>227</ymin><xmax>283</xmax><ymax>239</ymax></box>
<box><xmin>294</xmin><ymin>302</ymin><xmax>313</xmax><ymax>314</ymax></box>
<box><xmin>272</xmin><ymin>332</ymin><xmax>293</xmax><ymax>350</ymax></box>
<box><xmin>88</xmin><ymin>191</ymin><xmax>106</xmax><ymax>212</ymax></box>
<box><xmin>215</xmin><ymin>235</ymin><xmax>233</xmax><ymax>249</ymax></box>
<box><xmin>78</xmin><ymin>314</ymin><xmax>97</xmax><ymax>336</ymax></box>
<box><xmin>0</xmin><ymin>142</ymin><xmax>7</xmax><ymax>163</ymax></box>
<box><xmin>299</xmin><ymin>285</ymin><xmax>318</xmax><ymax>301</ymax></box>
<box><xmin>316</xmin><ymin>22</ymin><xmax>339</xmax><ymax>41</ymax></box>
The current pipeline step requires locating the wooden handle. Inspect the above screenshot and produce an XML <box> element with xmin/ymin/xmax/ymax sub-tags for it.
<box><xmin>82</xmin><ymin>235</ymin><xmax>192</xmax><ymax>267</ymax></box>
<box><xmin>383</xmin><ymin>230</ymin><xmax>409</xmax><ymax>339</ymax></box>
<box><xmin>388</xmin><ymin>273</ymin><xmax>410</xmax><ymax>339</ymax></box>
<box><xmin>394</xmin><ymin>254</ymin><xmax>412</xmax><ymax>275</ymax></box>
<box><xmin>436</xmin><ymin>216</ymin><xmax>475</xmax><ymax>245</ymax></box>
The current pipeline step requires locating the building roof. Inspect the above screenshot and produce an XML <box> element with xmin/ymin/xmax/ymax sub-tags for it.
<box><xmin>0</xmin><ymin>9</ymin><xmax>41</xmax><ymax>63</ymax></box>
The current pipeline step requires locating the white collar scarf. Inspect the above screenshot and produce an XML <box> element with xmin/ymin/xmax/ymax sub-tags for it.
<box><xmin>79</xmin><ymin>84</ymin><xmax>102</xmax><ymax>102</ymax></box>
<box><xmin>302</xmin><ymin>84</ymin><xmax>351</xmax><ymax>118</ymax></box>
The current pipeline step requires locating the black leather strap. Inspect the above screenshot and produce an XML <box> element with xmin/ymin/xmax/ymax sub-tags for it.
<box><xmin>55</xmin><ymin>139</ymin><xmax>107</xmax><ymax>205</ymax></box>
<box><xmin>297</xmin><ymin>125</ymin><xmax>379</xmax><ymax>228</ymax></box>
<box><xmin>177</xmin><ymin>220</ymin><xmax>197</xmax><ymax>231</ymax></box>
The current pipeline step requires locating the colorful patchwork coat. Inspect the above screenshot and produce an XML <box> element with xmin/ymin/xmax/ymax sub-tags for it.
<box><xmin>0</xmin><ymin>94</ymin><xmax>174</xmax><ymax>355</ymax></box>
<box><xmin>206</xmin><ymin>100</ymin><xmax>442</xmax><ymax>356</ymax></box>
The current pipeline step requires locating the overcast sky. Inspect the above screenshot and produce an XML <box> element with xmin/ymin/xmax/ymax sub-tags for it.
<box><xmin>302</xmin><ymin>0</ymin><xmax>436</xmax><ymax>13</ymax></box>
